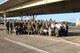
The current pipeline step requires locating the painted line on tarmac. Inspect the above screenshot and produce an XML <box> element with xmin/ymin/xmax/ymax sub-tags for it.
<box><xmin>4</xmin><ymin>38</ymin><xmax>50</xmax><ymax>53</ymax></box>
<box><xmin>40</xmin><ymin>37</ymin><xmax>80</xmax><ymax>47</ymax></box>
<box><xmin>60</xmin><ymin>38</ymin><xmax>80</xmax><ymax>47</ymax></box>
<box><xmin>78</xmin><ymin>51</ymin><xmax>80</xmax><ymax>53</ymax></box>
<box><xmin>43</xmin><ymin>37</ymin><xmax>63</xmax><ymax>42</ymax></box>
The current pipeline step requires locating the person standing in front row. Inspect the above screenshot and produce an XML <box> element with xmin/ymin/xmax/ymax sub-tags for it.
<box><xmin>55</xmin><ymin>22</ymin><xmax>62</xmax><ymax>37</ymax></box>
<box><xmin>50</xmin><ymin>22</ymin><xmax>56</xmax><ymax>36</ymax></box>
<box><xmin>65</xmin><ymin>24</ymin><xmax>68</xmax><ymax>36</ymax></box>
<box><xmin>6</xmin><ymin>20</ymin><xmax>10</xmax><ymax>34</ymax></box>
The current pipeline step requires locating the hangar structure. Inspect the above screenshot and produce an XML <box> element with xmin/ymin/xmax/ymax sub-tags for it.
<box><xmin>0</xmin><ymin>0</ymin><xmax>80</xmax><ymax>17</ymax></box>
<box><xmin>0</xmin><ymin>0</ymin><xmax>80</xmax><ymax>30</ymax></box>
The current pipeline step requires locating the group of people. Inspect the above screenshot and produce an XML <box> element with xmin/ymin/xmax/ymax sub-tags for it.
<box><xmin>6</xmin><ymin>20</ymin><xmax>68</xmax><ymax>37</ymax></box>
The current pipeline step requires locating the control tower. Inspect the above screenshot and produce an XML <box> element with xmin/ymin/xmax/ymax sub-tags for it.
<box><xmin>76</xmin><ymin>18</ymin><xmax>80</xmax><ymax>26</ymax></box>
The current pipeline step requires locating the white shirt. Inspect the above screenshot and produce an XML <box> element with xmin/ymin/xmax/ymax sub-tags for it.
<box><xmin>51</xmin><ymin>23</ymin><xmax>55</xmax><ymax>28</ymax></box>
<box><xmin>43</xmin><ymin>29</ymin><xmax>48</xmax><ymax>33</ymax></box>
<box><xmin>62</xmin><ymin>24</ymin><xmax>66</xmax><ymax>29</ymax></box>
<box><xmin>55</xmin><ymin>24</ymin><xmax>62</xmax><ymax>29</ymax></box>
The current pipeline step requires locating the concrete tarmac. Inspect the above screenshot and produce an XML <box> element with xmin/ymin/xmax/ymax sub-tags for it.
<box><xmin>0</xmin><ymin>26</ymin><xmax>80</xmax><ymax>53</ymax></box>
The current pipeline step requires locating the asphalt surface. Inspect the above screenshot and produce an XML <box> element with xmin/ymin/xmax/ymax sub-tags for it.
<box><xmin>0</xmin><ymin>39</ymin><xmax>39</xmax><ymax>53</ymax></box>
<box><xmin>0</xmin><ymin>30</ymin><xmax>39</xmax><ymax>53</ymax></box>
<box><xmin>0</xmin><ymin>26</ymin><xmax>80</xmax><ymax>53</ymax></box>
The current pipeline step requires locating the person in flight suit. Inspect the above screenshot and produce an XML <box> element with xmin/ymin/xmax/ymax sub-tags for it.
<box><xmin>6</xmin><ymin>20</ymin><xmax>10</xmax><ymax>34</ymax></box>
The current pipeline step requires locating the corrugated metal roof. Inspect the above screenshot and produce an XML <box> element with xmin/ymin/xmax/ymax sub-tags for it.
<box><xmin>0</xmin><ymin>0</ymin><xmax>33</xmax><ymax>11</ymax></box>
<box><xmin>5</xmin><ymin>1</ymin><xmax>80</xmax><ymax>17</ymax></box>
<box><xmin>0</xmin><ymin>0</ymin><xmax>80</xmax><ymax>17</ymax></box>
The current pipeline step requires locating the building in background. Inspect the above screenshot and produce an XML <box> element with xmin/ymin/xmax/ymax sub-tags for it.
<box><xmin>76</xmin><ymin>18</ymin><xmax>80</xmax><ymax>26</ymax></box>
<box><xmin>0</xmin><ymin>17</ymin><xmax>4</xmax><ymax>24</ymax></box>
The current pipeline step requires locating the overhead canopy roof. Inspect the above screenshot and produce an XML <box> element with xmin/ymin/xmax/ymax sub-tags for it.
<box><xmin>0</xmin><ymin>0</ymin><xmax>80</xmax><ymax>17</ymax></box>
<box><xmin>0</xmin><ymin>0</ymin><xmax>36</xmax><ymax>11</ymax></box>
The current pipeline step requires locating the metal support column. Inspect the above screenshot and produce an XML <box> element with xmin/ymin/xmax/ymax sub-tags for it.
<box><xmin>29</xmin><ymin>15</ymin><xmax>37</xmax><ymax>21</ymax></box>
<box><xmin>3</xmin><ymin>12</ymin><xmax>7</xmax><ymax>34</ymax></box>
<box><xmin>32</xmin><ymin>15</ymin><xmax>35</xmax><ymax>21</ymax></box>
<box><xmin>45</xmin><ymin>0</ymin><xmax>47</xmax><ymax>4</ymax></box>
<box><xmin>20</xmin><ymin>16</ymin><xmax>23</xmax><ymax>21</ymax></box>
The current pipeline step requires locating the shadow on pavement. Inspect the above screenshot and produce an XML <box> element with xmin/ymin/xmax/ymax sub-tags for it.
<box><xmin>64</xmin><ymin>32</ymin><xmax>80</xmax><ymax>37</ymax></box>
<box><xmin>0</xmin><ymin>28</ymin><xmax>5</xmax><ymax>30</ymax></box>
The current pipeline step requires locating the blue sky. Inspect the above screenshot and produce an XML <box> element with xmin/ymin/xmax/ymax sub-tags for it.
<box><xmin>36</xmin><ymin>13</ymin><xmax>80</xmax><ymax>23</ymax></box>
<box><xmin>9</xmin><ymin>13</ymin><xmax>80</xmax><ymax>23</ymax></box>
<box><xmin>0</xmin><ymin>0</ymin><xmax>80</xmax><ymax>23</ymax></box>
<box><xmin>0</xmin><ymin>0</ymin><xmax>7</xmax><ymax>4</ymax></box>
